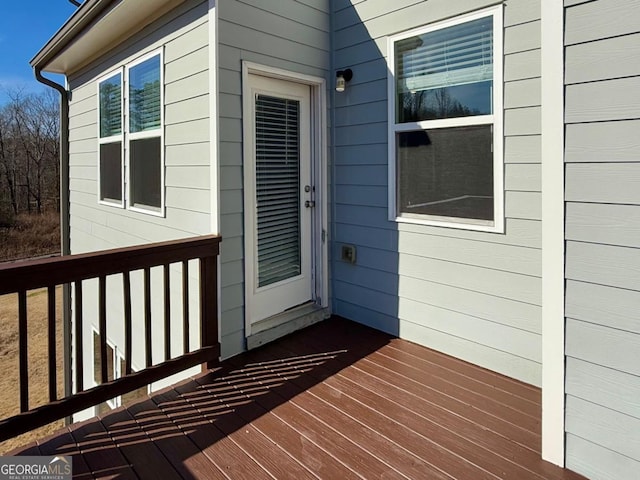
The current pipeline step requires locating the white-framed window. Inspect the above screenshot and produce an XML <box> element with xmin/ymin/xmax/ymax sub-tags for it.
<box><xmin>126</xmin><ymin>51</ymin><xmax>164</xmax><ymax>214</ymax></box>
<box><xmin>97</xmin><ymin>50</ymin><xmax>164</xmax><ymax>215</ymax></box>
<box><xmin>97</xmin><ymin>70</ymin><xmax>124</xmax><ymax>206</ymax></box>
<box><xmin>388</xmin><ymin>6</ymin><xmax>504</xmax><ymax>232</ymax></box>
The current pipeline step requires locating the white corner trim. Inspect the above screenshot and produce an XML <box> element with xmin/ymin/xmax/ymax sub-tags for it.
<box><xmin>541</xmin><ymin>0</ymin><xmax>565</xmax><ymax>467</ymax></box>
<box><xmin>208</xmin><ymin>0</ymin><xmax>221</xmax><ymax>353</ymax></box>
<box><xmin>209</xmin><ymin>0</ymin><xmax>219</xmax><ymax>235</ymax></box>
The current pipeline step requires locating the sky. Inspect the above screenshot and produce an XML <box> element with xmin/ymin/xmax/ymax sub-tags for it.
<box><xmin>0</xmin><ymin>0</ymin><xmax>79</xmax><ymax>102</ymax></box>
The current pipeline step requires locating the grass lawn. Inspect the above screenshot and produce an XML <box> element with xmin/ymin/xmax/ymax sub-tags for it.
<box><xmin>0</xmin><ymin>211</ymin><xmax>64</xmax><ymax>453</ymax></box>
<box><xmin>0</xmin><ymin>212</ymin><xmax>60</xmax><ymax>262</ymax></box>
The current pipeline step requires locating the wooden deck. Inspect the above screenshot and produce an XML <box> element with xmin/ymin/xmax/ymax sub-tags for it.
<box><xmin>11</xmin><ymin>317</ymin><xmax>586</xmax><ymax>479</ymax></box>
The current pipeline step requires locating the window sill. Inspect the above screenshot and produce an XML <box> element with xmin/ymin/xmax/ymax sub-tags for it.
<box><xmin>393</xmin><ymin>213</ymin><xmax>504</xmax><ymax>234</ymax></box>
<box><xmin>128</xmin><ymin>205</ymin><xmax>165</xmax><ymax>218</ymax></box>
<box><xmin>99</xmin><ymin>199</ymin><xmax>124</xmax><ymax>208</ymax></box>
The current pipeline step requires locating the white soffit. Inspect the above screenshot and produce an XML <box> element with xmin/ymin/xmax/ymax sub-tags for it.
<box><xmin>42</xmin><ymin>0</ymin><xmax>184</xmax><ymax>74</ymax></box>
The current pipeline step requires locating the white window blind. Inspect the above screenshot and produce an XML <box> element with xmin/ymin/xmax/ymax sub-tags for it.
<box><xmin>396</xmin><ymin>16</ymin><xmax>493</xmax><ymax>94</ymax></box>
<box><xmin>129</xmin><ymin>55</ymin><xmax>161</xmax><ymax>133</ymax></box>
<box><xmin>255</xmin><ymin>94</ymin><xmax>301</xmax><ymax>288</ymax></box>
<box><xmin>99</xmin><ymin>74</ymin><xmax>122</xmax><ymax>138</ymax></box>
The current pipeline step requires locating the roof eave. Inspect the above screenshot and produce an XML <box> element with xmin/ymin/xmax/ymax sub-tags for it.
<box><xmin>31</xmin><ymin>0</ymin><xmax>186</xmax><ymax>75</ymax></box>
<box><xmin>30</xmin><ymin>0</ymin><xmax>115</xmax><ymax>73</ymax></box>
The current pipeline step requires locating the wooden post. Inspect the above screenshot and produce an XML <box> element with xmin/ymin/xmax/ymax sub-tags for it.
<box><xmin>99</xmin><ymin>276</ymin><xmax>108</xmax><ymax>384</ymax></box>
<box><xmin>182</xmin><ymin>260</ymin><xmax>190</xmax><ymax>354</ymax></box>
<box><xmin>144</xmin><ymin>267</ymin><xmax>152</xmax><ymax>368</ymax></box>
<box><xmin>164</xmin><ymin>264</ymin><xmax>171</xmax><ymax>362</ymax></box>
<box><xmin>199</xmin><ymin>254</ymin><xmax>219</xmax><ymax>371</ymax></box>
<box><xmin>18</xmin><ymin>291</ymin><xmax>28</xmax><ymax>413</ymax></box>
<box><xmin>48</xmin><ymin>286</ymin><xmax>57</xmax><ymax>402</ymax></box>
<box><xmin>123</xmin><ymin>271</ymin><xmax>132</xmax><ymax>376</ymax></box>
<box><xmin>74</xmin><ymin>281</ymin><xmax>83</xmax><ymax>392</ymax></box>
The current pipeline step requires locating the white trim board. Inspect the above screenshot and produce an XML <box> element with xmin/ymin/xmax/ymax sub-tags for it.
<box><xmin>208</xmin><ymin>0</ymin><xmax>221</xmax><ymax>358</ymax></box>
<box><xmin>209</xmin><ymin>0</ymin><xmax>219</xmax><ymax>235</ymax></box>
<box><xmin>541</xmin><ymin>0</ymin><xmax>566</xmax><ymax>467</ymax></box>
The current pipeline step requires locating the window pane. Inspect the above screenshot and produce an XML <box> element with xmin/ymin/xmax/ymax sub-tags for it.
<box><xmin>397</xmin><ymin>125</ymin><xmax>494</xmax><ymax>221</ymax></box>
<box><xmin>129</xmin><ymin>55</ymin><xmax>161</xmax><ymax>133</ymax></box>
<box><xmin>99</xmin><ymin>142</ymin><xmax>122</xmax><ymax>202</ymax></box>
<box><xmin>99</xmin><ymin>74</ymin><xmax>121</xmax><ymax>137</ymax></box>
<box><xmin>254</xmin><ymin>94</ymin><xmax>301</xmax><ymax>288</ymax></box>
<box><xmin>93</xmin><ymin>331</ymin><xmax>115</xmax><ymax>385</ymax></box>
<box><xmin>130</xmin><ymin>137</ymin><xmax>162</xmax><ymax>209</ymax></box>
<box><xmin>396</xmin><ymin>16</ymin><xmax>493</xmax><ymax>122</ymax></box>
<box><xmin>398</xmin><ymin>81</ymin><xmax>492</xmax><ymax>122</ymax></box>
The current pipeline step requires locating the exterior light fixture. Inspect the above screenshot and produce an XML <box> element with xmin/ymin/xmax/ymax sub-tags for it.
<box><xmin>335</xmin><ymin>69</ymin><xmax>353</xmax><ymax>92</ymax></box>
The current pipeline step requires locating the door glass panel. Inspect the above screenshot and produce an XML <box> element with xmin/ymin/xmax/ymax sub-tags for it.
<box><xmin>255</xmin><ymin>94</ymin><xmax>301</xmax><ymax>287</ymax></box>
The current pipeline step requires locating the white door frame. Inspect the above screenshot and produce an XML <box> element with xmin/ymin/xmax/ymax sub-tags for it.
<box><xmin>242</xmin><ymin>62</ymin><xmax>328</xmax><ymax>338</ymax></box>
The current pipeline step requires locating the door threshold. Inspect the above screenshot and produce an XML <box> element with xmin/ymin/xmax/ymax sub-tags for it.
<box><xmin>247</xmin><ymin>303</ymin><xmax>329</xmax><ymax>350</ymax></box>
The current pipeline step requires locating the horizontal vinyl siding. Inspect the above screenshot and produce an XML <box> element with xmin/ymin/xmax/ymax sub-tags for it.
<box><xmin>66</xmin><ymin>0</ymin><xmax>210</xmax><ymax>398</ymax></box>
<box><xmin>332</xmin><ymin>0</ymin><xmax>543</xmax><ymax>385</ymax></box>
<box><xmin>564</xmin><ymin>0</ymin><xmax>640</xmax><ymax>478</ymax></box>
<box><xmin>217</xmin><ymin>0</ymin><xmax>330</xmax><ymax>357</ymax></box>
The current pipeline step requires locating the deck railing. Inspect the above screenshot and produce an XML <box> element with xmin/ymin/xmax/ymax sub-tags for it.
<box><xmin>0</xmin><ymin>234</ymin><xmax>221</xmax><ymax>442</ymax></box>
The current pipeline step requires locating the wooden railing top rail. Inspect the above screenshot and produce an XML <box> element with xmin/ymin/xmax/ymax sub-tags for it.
<box><xmin>0</xmin><ymin>234</ymin><xmax>221</xmax><ymax>295</ymax></box>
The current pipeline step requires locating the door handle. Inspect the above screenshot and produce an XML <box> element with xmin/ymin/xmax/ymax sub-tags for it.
<box><xmin>305</xmin><ymin>200</ymin><xmax>315</xmax><ymax>208</ymax></box>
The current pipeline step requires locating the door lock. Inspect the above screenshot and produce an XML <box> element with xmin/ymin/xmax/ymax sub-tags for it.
<box><xmin>304</xmin><ymin>185</ymin><xmax>315</xmax><ymax>208</ymax></box>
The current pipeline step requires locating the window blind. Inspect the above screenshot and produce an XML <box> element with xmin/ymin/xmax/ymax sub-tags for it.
<box><xmin>255</xmin><ymin>94</ymin><xmax>301</xmax><ymax>288</ymax></box>
<box><xmin>99</xmin><ymin>74</ymin><xmax>121</xmax><ymax>138</ymax></box>
<box><xmin>129</xmin><ymin>55</ymin><xmax>161</xmax><ymax>133</ymax></box>
<box><xmin>396</xmin><ymin>16</ymin><xmax>493</xmax><ymax>94</ymax></box>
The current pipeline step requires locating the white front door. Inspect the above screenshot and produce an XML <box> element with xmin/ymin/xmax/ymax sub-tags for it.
<box><xmin>244</xmin><ymin>73</ymin><xmax>315</xmax><ymax>326</ymax></box>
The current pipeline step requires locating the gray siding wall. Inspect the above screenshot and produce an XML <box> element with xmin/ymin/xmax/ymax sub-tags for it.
<box><xmin>217</xmin><ymin>0</ymin><xmax>330</xmax><ymax>357</ymax></box>
<box><xmin>564</xmin><ymin>0</ymin><xmax>640</xmax><ymax>478</ymax></box>
<box><xmin>66</xmin><ymin>0</ymin><xmax>210</xmax><ymax>400</ymax></box>
<box><xmin>332</xmin><ymin>0</ymin><xmax>544</xmax><ymax>385</ymax></box>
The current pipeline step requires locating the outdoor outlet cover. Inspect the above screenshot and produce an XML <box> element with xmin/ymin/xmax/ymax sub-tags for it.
<box><xmin>341</xmin><ymin>244</ymin><xmax>357</xmax><ymax>264</ymax></box>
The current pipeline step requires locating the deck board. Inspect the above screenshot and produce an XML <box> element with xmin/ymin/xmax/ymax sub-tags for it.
<box><xmin>270</xmin><ymin>323</ymin><xmax>540</xmax><ymax>480</ymax></box>
<box><xmin>373</xmin><ymin>345</ymin><xmax>542</xmax><ymax>418</ymax></box>
<box><xmin>132</xmin><ymin>392</ymin><xmax>235</xmax><ymax>479</ymax></box>
<box><xmin>69</xmin><ymin>418</ymin><xmax>138</xmax><ymax>480</ymax></box>
<box><xmin>99</xmin><ymin>408</ymin><xmax>184</xmax><ymax>480</ymax></box>
<box><xmin>211</xmin><ymin>384</ymin><xmax>361</xmax><ymax>480</ymax></box>
<box><xmin>362</xmin><ymin>352</ymin><xmax>541</xmax><ymax>449</ymax></box>
<box><xmin>37</xmin><ymin>429</ymin><xmax>92</xmax><ymax>479</ymax></box>
<box><xmin>9</xmin><ymin>317</ymin><xmax>586</xmax><ymax>480</ymax></box>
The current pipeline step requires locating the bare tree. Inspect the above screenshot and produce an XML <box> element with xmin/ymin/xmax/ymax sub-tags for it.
<box><xmin>0</xmin><ymin>88</ymin><xmax>59</xmax><ymax>220</ymax></box>
<box><xmin>401</xmin><ymin>87</ymin><xmax>478</xmax><ymax>122</ymax></box>
<box><xmin>0</xmin><ymin>103</ymin><xmax>20</xmax><ymax>219</ymax></box>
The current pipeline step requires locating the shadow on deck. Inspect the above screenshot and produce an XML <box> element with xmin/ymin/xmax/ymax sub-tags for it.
<box><xmin>11</xmin><ymin>317</ymin><xmax>586</xmax><ymax>480</ymax></box>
